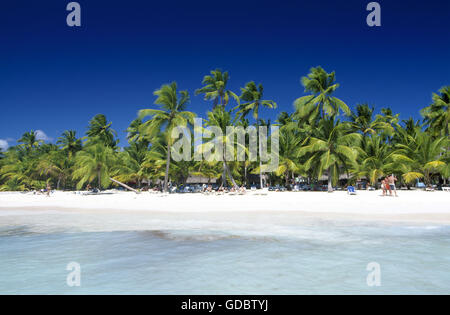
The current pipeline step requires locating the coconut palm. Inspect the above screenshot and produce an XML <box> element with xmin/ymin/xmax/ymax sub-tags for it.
<box><xmin>294</xmin><ymin>66</ymin><xmax>350</xmax><ymax>123</ymax></box>
<box><xmin>72</xmin><ymin>142</ymin><xmax>116</xmax><ymax>190</ymax></box>
<box><xmin>421</xmin><ymin>86</ymin><xmax>450</xmax><ymax>137</ymax></box>
<box><xmin>255</xmin><ymin>118</ymin><xmax>272</xmax><ymax>188</ymax></box>
<box><xmin>86</xmin><ymin>114</ymin><xmax>118</xmax><ymax>148</ymax></box>
<box><xmin>57</xmin><ymin>130</ymin><xmax>82</xmax><ymax>158</ymax></box>
<box><xmin>203</xmin><ymin>105</ymin><xmax>241</xmax><ymax>188</ymax></box>
<box><xmin>275</xmin><ymin>111</ymin><xmax>293</xmax><ymax>127</ymax></box>
<box><xmin>0</xmin><ymin>178</ymin><xmax>26</xmax><ymax>191</ymax></box>
<box><xmin>113</xmin><ymin>142</ymin><xmax>151</xmax><ymax>189</ymax></box>
<box><xmin>38</xmin><ymin>149</ymin><xmax>72</xmax><ymax>190</ymax></box>
<box><xmin>395</xmin><ymin>131</ymin><xmax>448</xmax><ymax>185</ymax></box>
<box><xmin>375</xmin><ymin>107</ymin><xmax>402</xmax><ymax>142</ymax></box>
<box><xmin>0</xmin><ymin>150</ymin><xmax>37</xmax><ymax>190</ymax></box>
<box><xmin>297</xmin><ymin>118</ymin><xmax>361</xmax><ymax>192</ymax></box>
<box><xmin>353</xmin><ymin>135</ymin><xmax>404</xmax><ymax>187</ymax></box>
<box><xmin>274</xmin><ymin>128</ymin><xmax>305</xmax><ymax>186</ymax></box>
<box><xmin>350</xmin><ymin>104</ymin><xmax>394</xmax><ymax>136</ymax></box>
<box><xmin>138</xmin><ymin>82</ymin><xmax>196</xmax><ymax>192</ymax></box>
<box><xmin>195</xmin><ymin>69</ymin><xmax>240</xmax><ymax>108</ymax></box>
<box><xmin>235</xmin><ymin>81</ymin><xmax>277</xmax><ymax>120</ymax></box>
<box><xmin>18</xmin><ymin>131</ymin><xmax>42</xmax><ymax>152</ymax></box>
<box><xmin>402</xmin><ymin>117</ymin><xmax>422</xmax><ymax>137</ymax></box>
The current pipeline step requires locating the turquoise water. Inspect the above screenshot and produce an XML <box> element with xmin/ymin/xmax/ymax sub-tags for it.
<box><xmin>0</xmin><ymin>209</ymin><xmax>450</xmax><ymax>294</ymax></box>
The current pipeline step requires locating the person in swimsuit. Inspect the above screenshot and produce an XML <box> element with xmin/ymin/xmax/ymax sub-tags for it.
<box><xmin>388</xmin><ymin>174</ymin><xmax>398</xmax><ymax>197</ymax></box>
<box><xmin>381</xmin><ymin>178</ymin><xmax>387</xmax><ymax>196</ymax></box>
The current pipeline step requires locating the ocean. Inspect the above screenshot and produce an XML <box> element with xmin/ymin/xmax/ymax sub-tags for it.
<box><xmin>0</xmin><ymin>209</ymin><xmax>449</xmax><ymax>294</ymax></box>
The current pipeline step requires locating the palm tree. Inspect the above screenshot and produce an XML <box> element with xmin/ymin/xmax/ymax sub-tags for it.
<box><xmin>18</xmin><ymin>131</ymin><xmax>42</xmax><ymax>152</ymax></box>
<box><xmin>195</xmin><ymin>69</ymin><xmax>240</xmax><ymax>108</ymax></box>
<box><xmin>297</xmin><ymin>118</ymin><xmax>361</xmax><ymax>192</ymax></box>
<box><xmin>86</xmin><ymin>114</ymin><xmax>118</xmax><ymax>148</ymax></box>
<box><xmin>0</xmin><ymin>149</ymin><xmax>37</xmax><ymax>190</ymax></box>
<box><xmin>275</xmin><ymin>111</ymin><xmax>293</xmax><ymax>127</ymax></box>
<box><xmin>235</xmin><ymin>81</ymin><xmax>277</xmax><ymax>120</ymax></box>
<box><xmin>113</xmin><ymin>142</ymin><xmax>150</xmax><ymax>189</ymax></box>
<box><xmin>353</xmin><ymin>135</ymin><xmax>403</xmax><ymax>188</ymax></box>
<box><xmin>402</xmin><ymin>117</ymin><xmax>422</xmax><ymax>137</ymax></box>
<box><xmin>57</xmin><ymin>130</ymin><xmax>82</xmax><ymax>158</ymax></box>
<box><xmin>273</xmin><ymin>128</ymin><xmax>304</xmax><ymax>186</ymax></box>
<box><xmin>255</xmin><ymin>118</ymin><xmax>271</xmax><ymax>188</ymax></box>
<box><xmin>294</xmin><ymin>66</ymin><xmax>350</xmax><ymax>123</ymax></box>
<box><xmin>138</xmin><ymin>82</ymin><xmax>196</xmax><ymax>192</ymax></box>
<box><xmin>72</xmin><ymin>143</ymin><xmax>116</xmax><ymax>190</ymax></box>
<box><xmin>395</xmin><ymin>131</ymin><xmax>448</xmax><ymax>185</ymax></box>
<box><xmin>0</xmin><ymin>178</ymin><xmax>26</xmax><ymax>191</ymax></box>
<box><xmin>376</xmin><ymin>107</ymin><xmax>401</xmax><ymax>143</ymax></box>
<box><xmin>203</xmin><ymin>105</ymin><xmax>240</xmax><ymax>188</ymax></box>
<box><xmin>38</xmin><ymin>150</ymin><xmax>71</xmax><ymax>190</ymax></box>
<box><xmin>421</xmin><ymin>86</ymin><xmax>450</xmax><ymax>137</ymax></box>
<box><xmin>126</xmin><ymin>118</ymin><xmax>150</xmax><ymax>147</ymax></box>
<box><xmin>350</xmin><ymin>104</ymin><xmax>394</xmax><ymax>136</ymax></box>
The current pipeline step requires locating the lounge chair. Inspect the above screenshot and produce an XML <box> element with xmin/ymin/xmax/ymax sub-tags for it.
<box><xmin>347</xmin><ymin>186</ymin><xmax>357</xmax><ymax>195</ymax></box>
<box><xmin>442</xmin><ymin>187</ymin><xmax>450</xmax><ymax>192</ymax></box>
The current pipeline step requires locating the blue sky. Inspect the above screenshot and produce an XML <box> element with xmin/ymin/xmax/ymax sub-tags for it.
<box><xmin>0</xmin><ymin>0</ymin><xmax>449</xmax><ymax>150</ymax></box>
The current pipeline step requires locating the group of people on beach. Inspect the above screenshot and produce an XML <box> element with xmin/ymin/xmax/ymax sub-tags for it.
<box><xmin>204</xmin><ymin>184</ymin><xmax>247</xmax><ymax>195</ymax></box>
<box><xmin>381</xmin><ymin>174</ymin><xmax>398</xmax><ymax>197</ymax></box>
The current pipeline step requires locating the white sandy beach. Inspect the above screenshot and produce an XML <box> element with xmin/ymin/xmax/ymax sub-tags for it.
<box><xmin>0</xmin><ymin>190</ymin><xmax>449</xmax><ymax>224</ymax></box>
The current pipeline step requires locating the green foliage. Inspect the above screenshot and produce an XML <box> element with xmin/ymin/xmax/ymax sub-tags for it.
<box><xmin>86</xmin><ymin>114</ymin><xmax>118</xmax><ymax>148</ymax></box>
<box><xmin>72</xmin><ymin>142</ymin><xmax>116</xmax><ymax>190</ymax></box>
<box><xmin>195</xmin><ymin>69</ymin><xmax>240</xmax><ymax>108</ymax></box>
<box><xmin>421</xmin><ymin>86</ymin><xmax>450</xmax><ymax>137</ymax></box>
<box><xmin>0</xmin><ymin>69</ymin><xmax>448</xmax><ymax>192</ymax></box>
<box><xmin>236</xmin><ymin>81</ymin><xmax>277</xmax><ymax>120</ymax></box>
<box><xmin>294</xmin><ymin>66</ymin><xmax>350</xmax><ymax>124</ymax></box>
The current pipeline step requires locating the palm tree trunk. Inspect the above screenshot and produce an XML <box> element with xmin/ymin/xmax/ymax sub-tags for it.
<box><xmin>224</xmin><ymin>160</ymin><xmax>238</xmax><ymax>188</ymax></box>
<box><xmin>57</xmin><ymin>176</ymin><xmax>61</xmax><ymax>191</ymax></box>
<box><xmin>259</xmin><ymin>142</ymin><xmax>264</xmax><ymax>188</ymax></box>
<box><xmin>327</xmin><ymin>167</ymin><xmax>333</xmax><ymax>193</ymax></box>
<box><xmin>222</xmin><ymin>161</ymin><xmax>227</xmax><ymax>186</ymax></box>
<box><xmin>259</xmin><ymin>160</ymin><xmax>263</xmax><ymax>189</ymax></box>
<box><xmin>97</xmin><ymin>168</ymin><xmax>102</xmax><ymax>190</ymax></box>
<box><xmin>109</xmin><ymin>178</ymin><xmax>140</xmax><ymax>194</ymax></box>
<box><xmin>244</xmin><ymin>163</ymin><xmax>247</xmax><ymax>186</ymax></box>
<box><xmin>164</xmin><ymin>142</ymin><xmax>171</xmax><ymax>192</ymax></box>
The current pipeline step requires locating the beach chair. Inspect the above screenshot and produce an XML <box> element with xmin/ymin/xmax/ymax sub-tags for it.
<box><xmin>442</xmin><ymin>187</ymin><xmax>450</xmax><ymax>192</ymax></box>
<box><xmin>347</xmin><ymin>186</ymin><xmax>356</xmax><ymax>195</ymax></box>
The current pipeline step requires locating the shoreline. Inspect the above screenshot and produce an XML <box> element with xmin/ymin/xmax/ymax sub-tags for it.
<box><xmin>1</xmin><ymin>190</ymin><xmax>450</xmax><ymax>224</ymax></box>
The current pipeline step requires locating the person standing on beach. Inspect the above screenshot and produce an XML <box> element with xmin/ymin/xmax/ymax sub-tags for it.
<box><xmin>381</xmin><ymin>178</ymin><xmax>387</xmax><ymax>196</ymax></box>
<box><xmin>388</xmin><ymin>174</ymin><xmax>398</xmax><ymax>197</ymax></box>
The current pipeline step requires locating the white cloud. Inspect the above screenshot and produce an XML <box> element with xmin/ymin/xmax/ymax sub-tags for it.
<box><xmin>35</xmin><ymin>130</ymin><xmax>52</xmax><ymax>142</ymax></box>
<box><xmin>0</xmin><ymin>139</ymin><xmax>8</xmax><ymax>151</ymax></box>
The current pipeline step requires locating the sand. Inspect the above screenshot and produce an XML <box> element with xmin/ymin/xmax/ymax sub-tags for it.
<box><xmin>0</xmin><ymin>190</ymin><xmax>449</xmax><ymax>224</ymax></box>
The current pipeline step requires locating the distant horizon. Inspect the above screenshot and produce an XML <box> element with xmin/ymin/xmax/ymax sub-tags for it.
<box><xmin>1</xmin><ymin>0</ymin><xmax>449</xmax><ymax>149</ymax></box>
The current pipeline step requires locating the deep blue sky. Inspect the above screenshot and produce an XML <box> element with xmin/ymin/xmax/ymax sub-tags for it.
<box><xmin>0</xmin><ymin>0</ymin><xmax>449</xmax><ymax>149</ymax></box>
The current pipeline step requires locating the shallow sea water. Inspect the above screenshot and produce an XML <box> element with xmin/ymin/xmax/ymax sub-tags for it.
<box><xmin>0</xmin><ymin>209</ymin><xmax>449</xmax><ymax>294</ymax></box>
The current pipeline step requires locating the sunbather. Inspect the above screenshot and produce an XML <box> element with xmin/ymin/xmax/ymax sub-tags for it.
<box><xmin>387</xmin><ymin>174</ymin><xmax>398</xmax><ymax>197</ymax></box>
